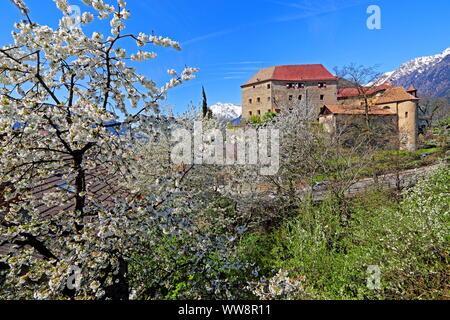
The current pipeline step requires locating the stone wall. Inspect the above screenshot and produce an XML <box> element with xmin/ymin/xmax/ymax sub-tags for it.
<box><xmin>242</xmin><ymin>80</ymin><xmax>338</xmax><ymax>120</ymax></box>
<box><xmin>373</xmin><ymin>100</ymin><xmax>419</xmax><ymax>151</ymax></box>
<box><xmin>271</xmin><ymin>80</ymin><xmax>337</xmax><ymax>118</ymax></box>
<box><xmin>241</xmin><ymin>81</ymin><xmax>273</xmax><ymax>118</ymax></box>
<box><xmin>397</xmin><ymin>100</ymin><xmax>418</xmax><ymax>151</ymax></box>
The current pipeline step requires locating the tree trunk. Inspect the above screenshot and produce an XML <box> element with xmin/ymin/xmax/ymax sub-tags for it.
<box><xmin>105</xmin><ymin>258</ymin><xmax>129</xmax><ymax>300</ymax></box>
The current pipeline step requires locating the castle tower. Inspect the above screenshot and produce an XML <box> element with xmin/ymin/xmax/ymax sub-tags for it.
<box><xmin>397</xmin><ymin>100</ymin><xmax>418</xmax><ymax>151</ymax></box>
<box><xmin>406</xmin><ymin>85</ymin><xmax>418</xmax><ymax>98</ymax></box>
<box><xmin>374</xmin><ymin>87</ymin><xmax>419</xmax><ymax>151</ymax></box>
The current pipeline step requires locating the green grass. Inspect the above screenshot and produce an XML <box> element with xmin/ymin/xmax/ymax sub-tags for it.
<box><xmin>239</xmin><ymin>167</ymin><xmax>450</xmax><ymax>300</ymax></box>
<box><xmin>358</xmin><ymin>147</ymin><xmax>444</xmax><ymax>178</ymax></box>
<box><xmin>310</xmin><ymin>147</ymin><xmax>445</xmax><ymax>184</ymax></box>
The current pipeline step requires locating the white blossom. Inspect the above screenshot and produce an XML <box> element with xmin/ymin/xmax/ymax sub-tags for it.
<box><xmin>10</xmin><ymin>0</ymin><xmax>29</xmax><ymax>14</ymax></box>
<box><xmin>130</xmin><ymin>50</ymin><xmax>157</xmax><ymax>61</ymax></box>
<box><xmin>82</xmin><ymin>12</ymin><xmax>94</xmax><ymax>25</ymax></box>
<box><xmin>0</xmin><ymin>0</ymin><xmax>199</xmax><ymax>300</ymax></box>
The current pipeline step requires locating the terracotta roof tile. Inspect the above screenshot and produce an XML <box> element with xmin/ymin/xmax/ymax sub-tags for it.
<box><xmin>242</xmin><ymin>64</ymin><xmax>336</xmax><ymax>87</ymax></box>
<box><xmin>321</xmin><ymin>105</ymin><xmax>396</xmax><ymax>115</ymax></box>
<box><xmin>337</xmin><ymin>83</ymin><xmax>393</xmax><ymax>98</ymax></box>
<box><xmin>0</xmin><ymin>168</ymin><xmax>128</xmax><ymax>257</ymax></box>
<box><xmin>374</xmin><ymin>87</ymin><xmax>419</xmax><ymax>104</ymax></box>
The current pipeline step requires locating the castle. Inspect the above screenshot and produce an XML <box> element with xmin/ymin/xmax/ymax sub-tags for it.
<box><xmin>241</xmin><ymin>64</ymin><xmax>419</xmax><ymax>151</ymax></box>
<box><xmin>241</xmin><ymin>64</ymin><xmax>338</xmax><ymax>118</ymax></box>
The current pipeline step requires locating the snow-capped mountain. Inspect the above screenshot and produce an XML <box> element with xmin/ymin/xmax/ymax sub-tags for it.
<box><xmin>373</xmin><ymin>47</ymin><xmax>450</xmax><ymax>85</ymax></box>
<box><xmin>209</xmin><ymin>103</ymin><xmax>242</xmax><ymax>120</ymax></box>
<box><xmin>372</xmin><ymin>47</ymin><xmax>450</xmax><ymax>97</ymax></box>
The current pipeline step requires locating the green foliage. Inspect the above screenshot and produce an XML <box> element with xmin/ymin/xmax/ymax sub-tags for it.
<box><xmin>353</xmin><ymin>167</ymin><xmax>449</xmax><ymax>299</ymax></box>
<box><xmin>249</xmin><ymin>115</ymin><xmax>263</xmax><ymax>124</ymax></box>
<box><xmin>309</xmin><ymin>145</ymin><xmax>445</xmax><ymax>186</ymax></box>
<box><xmin>128</xmin><ymin>231</ymin><xmax>255</xmax><ymax>300</ymax></box>
<box><xmin>239</xmin><ymin>167</ymin><xmax>449</xmax><ymax>299</ymax></box>
<box><xmin>249</xmin><ymin>112</ymin><xmax>278</xmax><ymax>125</ymax></box>
<box><xmin>128</xmin><ymin>195</ymin><xmax>257</xmax><ymax>300</ymax></box>
<box><xmin>202</xmin><ymin>86</ymin><xmax>209</xmax><ymax>118</ymax></box>
<box><xmin>430</xmin><ymin>117</ymin><xmax>450</xmax><ymax>148</ymax></box>
<box><xmin>420</xmin><ymin>117</ymin><xmax>450</xmax><ymax>149</ymax></box>
<box><xmin>353</xmin><ymin>147</ymin><xmax>444</xmax><ymax>179</ymax></box>
<box><xmin>262</xmin><ymin>111</ymin><xmax>278</xmax><ymax>122</ymax></box>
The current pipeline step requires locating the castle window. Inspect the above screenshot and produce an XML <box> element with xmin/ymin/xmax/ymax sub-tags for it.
<box><xmin>298</xmin><ymin>83</ymin><xmax>305</xmax><ymax>88</ymax></box>
<box><xmin>405</xmin><ymin>112</ymin><xmax>409</xmax><ymax>118</ymax></box>
<box><xmin>298</xmin><ymin>95</ymin><xmax>302</xmax><ymax>101</ymax></box>
<box><xmin>257</xmin><ymin>110</ymin><xmax>261</xmax><ymax>115</ymax></box>
<box><xmin>249</xmin><ymin>111</ymin><xmax>252</xmax><ymax>116</ymax></box>
<box><xmin>257</xmin><ymin>97</ymin><xmax>261</xmax><ymax>103</ymax></box>
<box><xmin>383</xmin><ymin>106</ymin><xmax>390</xmax><ymax>110</ymax></box>
<box><xmin>320</xmin><ymin>95</ymin><xmax>324</xmax><ymax>101</ymax></box>
<box><xmin>318</xmin><ymin>82</ymin><xmax>326</xmax><ymax>88</ymax></box>
<box><xmin>289</xmin><ymin>95</ymin><xmax>293</xmax><ymax>101</ymax></box>
<box><xmin>249</xmin><ymin>98</ymin><xmax>252</xmax><ymax>104</ymax></box>
<box><xmin>286</xmin><ymin>83</ymin><xmax>293</xmax><ymax>89</ymax></box>
<box><xmin>267</xmin><ymin>97</ymin><xmax>271</xmax><ymax>102</ymax></box>
<box><xmin>267</xmin><ymin>84</ymin><xmax>271</xmax><ymax>89</ymax></box>
<box><xmin>268</xmin><ymin>109</ymin><xmax>271</xmax><ymax>113</ymax></box>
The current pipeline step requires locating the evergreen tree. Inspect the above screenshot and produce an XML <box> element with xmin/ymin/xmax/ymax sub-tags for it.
<box><xmin>202</xmin><ymin>86</ymin><xmax>209</xmax><ymax>118</ymax></box>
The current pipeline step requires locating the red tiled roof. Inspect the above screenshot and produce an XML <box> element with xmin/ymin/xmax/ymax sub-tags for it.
<box><xmin>337</xmin><ymin>83</ymin><xmax>393</xmax><ymax>98</ymax></box>
<box><xmin>0</xmin><ymin>168</ymin><xmax>127</xmax><ymax>257</ymax></box>
<box><xmin>374</xmin><ymin>87</ymin><xmax>419</xmax><ymax>104</ymax></box>
<box><xmin>406</xmin><ymin>85</ymin><xmax>417</xmax><ymax>92</ymax></box>
<box><xmin>242</xmin><ymin>64</ymin><xmax>336</xmax><ymax>87</ymax></box>
<box><xmin>320</xmin><ymin>105</ymin><xmax>396</xmax><ymax>115</ymax></box>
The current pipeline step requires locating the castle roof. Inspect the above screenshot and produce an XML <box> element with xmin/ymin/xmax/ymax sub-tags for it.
<box><xmin>320</xmin><ymin>105</ymin><xmax>395</xmax><ymax>116</ymax></box>
<box><xmin>321</xmin><ymin>86</ymin><xmax>419</xmax><ymax>117</ymax></box>
<box><xmin>242</xmin><ymin>64</ymin><xmax>336</xmax><ymax>87</ymax></box>
<box><xmin>337</xmin><ymin>83</ymin><xmax>393</xmax><ymax>98</ymax></box>
<box><xmin>406</xmin><ymin>85</ymin><xmax>417</xmax><ymax>92</ymax></box>
<box><xmin>374</xmin><ymin>87</ymin><xmax>419</xmax><ymax>104</ymax></box>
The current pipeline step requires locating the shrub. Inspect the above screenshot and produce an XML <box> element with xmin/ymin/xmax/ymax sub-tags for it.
<box><xmin>239</xmin><ymin>167</ymin><xmax>449</xmax><ymax>299</ymax></box>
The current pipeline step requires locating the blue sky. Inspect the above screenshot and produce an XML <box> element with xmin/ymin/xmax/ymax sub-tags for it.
<box><xmin>1</xmin><ymin>0</ymin><xmax>449</xmax><ymax>114</ymax></box>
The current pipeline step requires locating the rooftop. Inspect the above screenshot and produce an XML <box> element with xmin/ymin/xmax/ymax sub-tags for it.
<box><xmin>242</xmin><ymin>64</ymin><xmax>336</xmax><ymax>87</ymax></box>
<box><xmin>321</xmin><ymin>105</ymin><xmax>395</xmax><ymax>116</ymax></box>
<box><xmin>337</xmin><ymin>83</ymin><xmax>393</xmax><ymax>98</ymax></box>
<box><xmin>406</xmin><ymin>85</ymin><xmax>417</xmax><ymax>92</ymax></box>
<box><xmin>374</xmin><ymin>87</ymin><xmax>419</xmax><ymax>104</ymax></box>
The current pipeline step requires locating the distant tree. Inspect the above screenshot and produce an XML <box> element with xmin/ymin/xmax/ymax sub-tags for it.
<box><xmin>418</xmin><ymin>96</ymin><xmax>450</xmax><ymax>129</ymax></box>
<box><xmin>249</xmin><ymin>106</ymin><xmax>378</xmax><ymax>224</ymax></box>
<box><xmin>262</xmin><ymin>111</ymin><xmax>278</xmax><ymax>123</ymax></box>
<box><xmin>334</xmin><ymin>64</ymin><xmax>382</xmax><ymax>132</ymax></box>
<box><xmin>249</xmin><ymin>114</ymin><xmax>263</xmax><ymax>125</ymax></box>
<box><xmin>248</xmin><ymin>112</ymin><xmax>278</xmax><ymax>125</ymax></box>
<box><xmin>202</xmin><ymin>86</ymin><xmax>209</xmax><ymax>118</ymax></box>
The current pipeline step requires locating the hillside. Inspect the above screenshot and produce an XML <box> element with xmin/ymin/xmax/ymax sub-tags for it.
<box><xmin>373</xmin><ymin>47</ymin><xmax>450</xmax><ymax>98</ymax></box>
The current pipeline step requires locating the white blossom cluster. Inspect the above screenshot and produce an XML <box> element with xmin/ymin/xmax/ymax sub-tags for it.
<box><xmin>10</xmin><ymin>0</ymin><xmax>29</xmax><ymax>14</ymax></box>
<box><xmin>0</xmin><ymin>0</ymin><xmax>348</xmax><ymax>301</ymax></box>
<box><xmin>130</xmin><ymin>50</ymin><xmax>157</xmax><ymax>61</ymax></box>
<box><xmin>0</xmin><ymin>0</ymin><xmax>199</xmax><ymax>299</ymax></box>
<box><xmin>249</xmin><ymin>270</ymin><xmax>309</xmax><ymax>300</ymax></box>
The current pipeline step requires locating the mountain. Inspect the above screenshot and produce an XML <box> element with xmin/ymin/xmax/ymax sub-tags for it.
<box><xmin>209</xmin><ymin>102</ymin><xmax>242</xmax><ymax>121</ymax></box>
<box><xmin>373</xmin><ymin>47</ymin><xmax>450</xmax><ymax>98</ymax></box>
<box><xmin>394</xmin><ymin>54</ymin><xmax>450</xmax><ymax>98</ymax></box>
